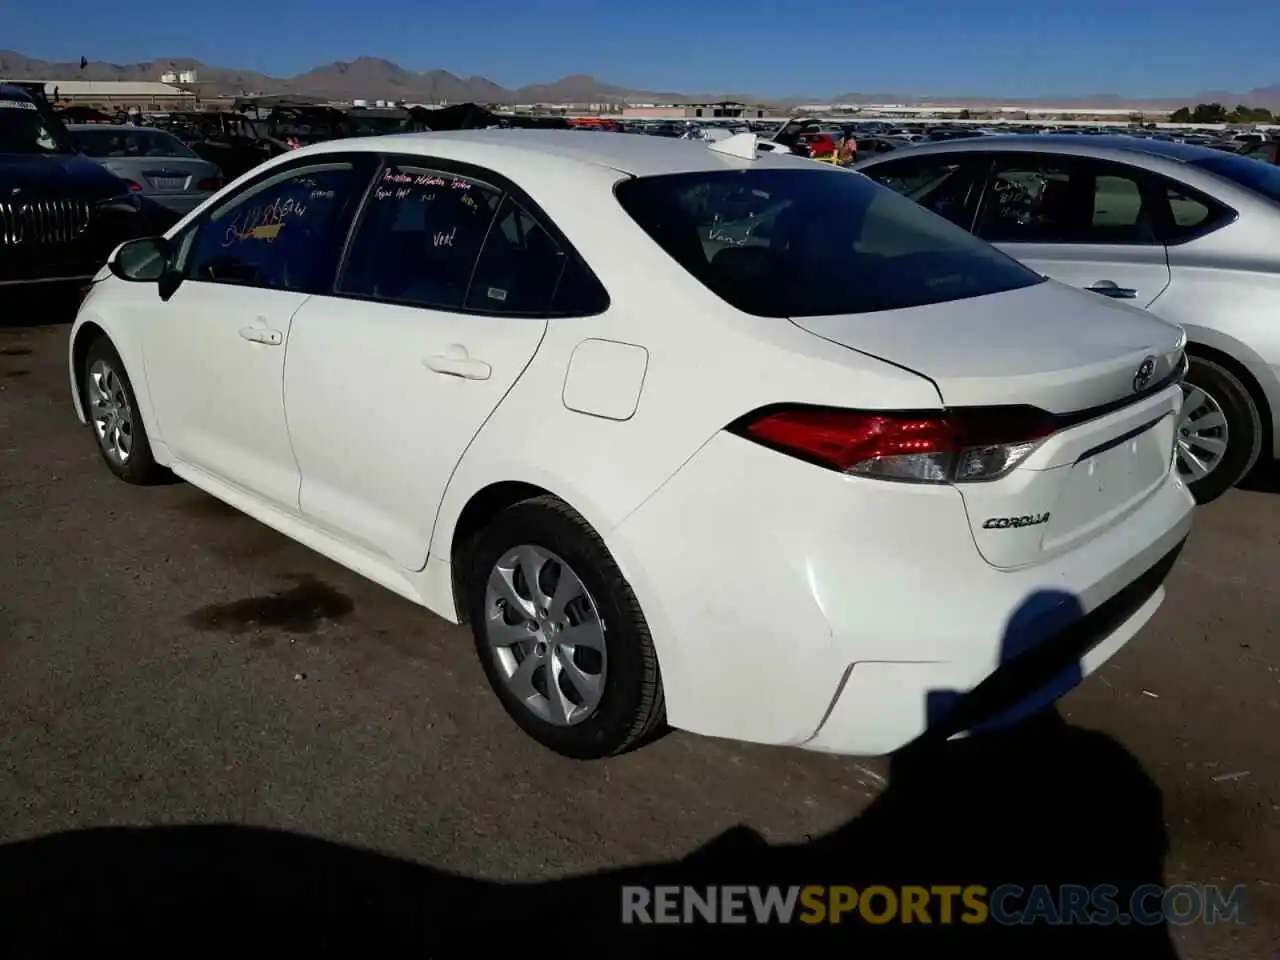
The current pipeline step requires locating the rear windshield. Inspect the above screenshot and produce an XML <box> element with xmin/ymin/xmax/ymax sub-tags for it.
<box><xmin>72</xmin><ymin>127</ymin><xmax>197</xmax><ymax>159</ymax></box>
<box><xmin>614</xmin><ymin>168</ymin><xmax>1042</xmax><ymax>318</ymax></box>
<box><xmin>1189</xmin><ymin>152</ymin><xmax>1280</xmax><ymax>205</ymax></box>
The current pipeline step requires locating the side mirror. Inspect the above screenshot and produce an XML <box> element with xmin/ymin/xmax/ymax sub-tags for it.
<box><xmin>108</xmin><ymin>236</ymin><xmax>170</xmax><ymax>282</ymax></box>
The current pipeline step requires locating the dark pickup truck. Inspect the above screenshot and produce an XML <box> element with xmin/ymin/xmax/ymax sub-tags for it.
<box><xmin>1</xmin><ymin>81</ymin><xmax>168</xmax><ymax>304</ymax></box>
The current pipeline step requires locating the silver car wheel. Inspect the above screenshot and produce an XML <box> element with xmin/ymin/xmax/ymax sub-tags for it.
<box><xmin>87</xmin><ymin>359</ymin><xmax>134</xmax><ymax>466</ymax></box>
<box><xmin>1176</xmin><ymin>383</ymin><xmax>1229</xmax><ymax>482</ymax></box>
<box><xmin>483</xmin><ymin>545</ymin><xmax>607</xmax><ymax>727</ymax></box>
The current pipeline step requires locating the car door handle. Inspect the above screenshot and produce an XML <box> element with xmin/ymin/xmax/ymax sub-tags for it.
<box><xmin>238</xmin><ymin>325</ymin><xmax>283</xmax><ymax>345</ymax></box>
<box><xmin>1086</xmin><ymin>281</ymin><xmax>1138</xmax><ymax>299</ymax></box>
<box><xmin>424</xmin><ymin>352</ymin><xmax>492</xmax><ymax>380</ymax></box>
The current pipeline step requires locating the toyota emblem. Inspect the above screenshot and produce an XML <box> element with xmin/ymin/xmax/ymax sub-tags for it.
<box><xmin>1132</xmin><ymin>356</ymin><xmax>1156</xmax><ymax>393</ymax></box>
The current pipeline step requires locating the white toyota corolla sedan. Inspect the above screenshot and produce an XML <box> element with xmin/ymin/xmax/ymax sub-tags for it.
<box><xmin>68</xmin><ymin>129</ymin><xmax>1195</xmax><ymax>760</ymax></box>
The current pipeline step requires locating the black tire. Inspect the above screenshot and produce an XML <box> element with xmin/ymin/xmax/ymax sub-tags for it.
<box><xmin>1181</xmin><ymin>355</ymin><xmax>1264</xmax><ymax>505</ymax></box>
<box><xmin>466</xmin><ymin>495</ymin><xmax>666</xmax><ymax>759</ymax></box>
<box><xmin>82</xmin><ymin>337</ymin><xmax>166</xmax><ymax>485</ymax></box>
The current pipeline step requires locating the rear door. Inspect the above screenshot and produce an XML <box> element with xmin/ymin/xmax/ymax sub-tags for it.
<box><xmin>971</xmin><ymin>153</ymin><xmax>1173</xmax><ymax>308</ymax></box>
<box><xmin>283</xmin><ymin>156</ymin><xmax>597</xmax><ymax>571</ymax></box>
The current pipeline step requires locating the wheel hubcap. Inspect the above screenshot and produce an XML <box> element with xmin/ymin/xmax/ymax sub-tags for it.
<box><xmin>483</xmin><ymin>545</ymin><xmax>606</xmax><ymax>727</ymax></box>
<box><xmin>87</xmin><ymin>359</ymin><xmax>134</xmax><ymax>465</ymax></box>
<box><xmin>1175</xmin><ymin>384</ymin><xmax>1228</xmax><ymax>483</ymax></box>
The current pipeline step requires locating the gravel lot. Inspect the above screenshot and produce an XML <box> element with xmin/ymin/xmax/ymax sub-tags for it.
<box><xmin>0</xmin><ymin>320</ymin><xmax>1276</xmax><ymax>956</ymax></box>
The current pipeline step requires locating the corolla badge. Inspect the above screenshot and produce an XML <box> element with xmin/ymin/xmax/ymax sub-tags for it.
<box><xmin>982</xmin><ymin>513</ymin><xmax>1051</xmax><ymax>530</ymax></box>
<box><xmin>1132</xmin><ymin>356</ymin><xmax>1156</xmax><ymax>393</ymax></box>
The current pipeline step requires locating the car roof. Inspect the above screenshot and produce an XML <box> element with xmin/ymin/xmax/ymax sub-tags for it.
<box><xmin>880</xmin><ymin>133</ymin><xmax>1230</xmax><ymax>165</ymax></box>
<box><xmin>296</xmin><ymin>128</ymin><xmax>811</xmax><ymax>177</ymax></box>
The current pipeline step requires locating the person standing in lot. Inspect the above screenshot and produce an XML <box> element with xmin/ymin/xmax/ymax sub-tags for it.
<box><xmin>838</xmin><ymin>131</ymin><xmax>858</xmax><ymax>166</ymax></box>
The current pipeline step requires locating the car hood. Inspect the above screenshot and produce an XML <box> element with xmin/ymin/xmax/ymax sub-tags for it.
<box><xmin>788</xmin><ymin>279</ymin><xmax>1187</xmax><ymax>414</ymax></box>
<box><xmin>0</xmin><ymin>152</ymin><xmax>132</xmax><ymax>201</ymax></box>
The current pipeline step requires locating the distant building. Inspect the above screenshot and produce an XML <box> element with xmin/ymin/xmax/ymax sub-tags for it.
<box><xmin>41</xmin><ymin>79</ymin><xmax>198</xmax><ymax>113</ymax></box>
<box><xmin>622</xmin><ymin>101</ymin><xmax>767</xmax><ymax>120</ymax></box>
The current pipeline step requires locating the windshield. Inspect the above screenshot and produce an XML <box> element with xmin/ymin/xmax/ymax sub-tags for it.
<box><xmin>72</xmin><ymin>127</ymin><xmax>198</xmax><ymax>159</ymax></box>
<box><xmin>1188</xmin><ymin>152</ymin><xmax>1280</xmax><ymax>205</ymax></box>
<box><xmin>0</xmin><ymin>99</ymin><xmax>74</xmax><ymax>155</ymax></box>
<box><xmin>614</xmin><ymin>167</ymin><xmax>1043</xmax><ymax>318</ymax></box>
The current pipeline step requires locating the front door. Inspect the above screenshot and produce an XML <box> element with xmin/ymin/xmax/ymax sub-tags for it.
<box><xmin>284</xmin><ymin>159</ymin><xmax>566</xmax><ymax>570</ymax></box>
<box><xmin>972</xmin><ymin>153</ymin><xmax>1172</xmax><ymax>308</ymax></box>
<box><xmin>141</xmin><ymin>157</ymin><xmax>369</xmax><ymax>510</ymax></box>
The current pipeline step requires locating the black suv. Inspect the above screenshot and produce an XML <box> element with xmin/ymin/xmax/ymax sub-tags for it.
<box><xmin>1</xmin><ymin>81</ymin><xmax>167</xmax><ymax>303</ymax></box>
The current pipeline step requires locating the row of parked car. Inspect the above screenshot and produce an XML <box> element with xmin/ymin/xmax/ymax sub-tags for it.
<box><xmin>6</xmin><ymin>74</ymin><xmax>1279</xmax><ymax>505</ymax></box>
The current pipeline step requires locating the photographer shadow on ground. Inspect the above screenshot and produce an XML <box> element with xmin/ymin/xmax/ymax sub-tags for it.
<box><xmin>0</xmin><ymin>588</ymin><xmax>1177</xmax><ymax>957</ymax></box>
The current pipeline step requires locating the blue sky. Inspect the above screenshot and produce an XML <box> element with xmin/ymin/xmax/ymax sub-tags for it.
<box><xmin>7</xmin><ymin>0</ymin><xmax>1280</xmax><ymax>98</ymax></box>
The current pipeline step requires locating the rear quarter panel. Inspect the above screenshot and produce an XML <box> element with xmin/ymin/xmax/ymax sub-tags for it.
<box><xmin>1157</xmin><ymin>228</ymin><xmax>1280</xmax><ymax>455</ymax></box>
<box><xmin>427</xmin><ymin>161</ymin><xmax>943</xmax><ymax>602</ymax></box>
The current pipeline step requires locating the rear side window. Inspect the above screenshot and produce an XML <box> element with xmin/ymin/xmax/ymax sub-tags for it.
<box><xmin>337</xmin><ymin>164</ymin><xmax>502</xmax><ymax>309</ymax></box>
<box><xmin>465</xmin><ymin>196</ymin><xmax>565</xmax><ymax>314</ymax></box>
<box><xmin>614</xmin><ymin>167</ymin><xmax>1042</xmax><ymax>318</ymax></box>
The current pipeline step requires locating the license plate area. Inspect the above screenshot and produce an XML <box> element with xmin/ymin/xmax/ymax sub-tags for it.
<box><xmin>1041</xmin><ymin>414</ymin><xmax>1174</xmax><ymax>552</ymax></box>
<box><xmin>147</xmin><ymin>176</ymin><xmax>188</xmax><ymax>190</ymax></box>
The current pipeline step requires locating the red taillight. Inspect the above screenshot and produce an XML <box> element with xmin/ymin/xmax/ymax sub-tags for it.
<box><xmin>732</xmin><ymin>406</ymin><xmax>1058</xmax><ymax>483</ymax></box>
<box><xmin>124</xmin><ymin>180</ymin><xmax>143</xmax><ymax>192</ymax></box>
<box><xmin>197</xmin><ymin>177</ymin><xmax>222</xmax><ymax>191</ymax></box>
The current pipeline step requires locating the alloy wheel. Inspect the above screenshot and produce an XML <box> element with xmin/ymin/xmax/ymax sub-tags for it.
<box><xmin>482</xmin><ymin>545</ymin><xmax>607</xmax><ymax>726</ymax></box>
<box><xmin>1176</xmin><ymin>383</ymin><xmax>1229</xmax><ymax>482</ymax></box>
<box><xmin>87</xmin><ymin>359</ymin><xmax>134</xmax><ymax>466</ymax></box>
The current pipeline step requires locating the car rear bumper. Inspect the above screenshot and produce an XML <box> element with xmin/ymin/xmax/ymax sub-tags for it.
<box><xmin>609</xmin><ymin>430</ymin><xmax>1195</xmax><ymax>755</ymax></box>
<box><xmin>144</xmin><ymin>192</ymin><xmax>209</xmax><ymax>216</ymax></box>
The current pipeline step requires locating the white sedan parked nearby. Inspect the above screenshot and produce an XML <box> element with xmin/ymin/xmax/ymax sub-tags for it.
<box><xmin>68</xmin><ymin>130</ymin><xmax>1194</xmax><ymax>760</ymax></box>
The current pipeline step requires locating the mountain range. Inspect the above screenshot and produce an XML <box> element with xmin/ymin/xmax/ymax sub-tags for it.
<box><xmin>3</xmin><ymin>50</ymin><xmax>1279</xmax><ymax>110</ymax></box>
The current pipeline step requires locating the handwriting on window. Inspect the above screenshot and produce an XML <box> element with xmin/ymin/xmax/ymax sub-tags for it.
<box><xmin>221</xmin><ymin>194</ymin><xmax>307</xmax><ymax>246</ymax></box>
<box><xmin>372</xmin><ymin>169</ymin><xmax>474</xmax><ymax>203</ymax></box>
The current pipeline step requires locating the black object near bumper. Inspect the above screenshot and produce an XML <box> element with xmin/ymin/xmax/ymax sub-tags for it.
<box><xmin>917</xmin><ymin>538</ymin><xmax>1187</xmax><ymax>746</ymax></box>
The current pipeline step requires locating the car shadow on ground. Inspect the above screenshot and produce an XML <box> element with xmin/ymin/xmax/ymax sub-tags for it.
<box><xmin>1241</xmin><ymin>459</ymin><xmax>1280</xmax><ymax>495</ymax></box>
<box><xmin>0</xmin><ymin>587</ymin><xmax>1179</xmax><ymax>956</ymax></box>
<box><xmin>4</xmin><ymin>289</ymin><xmax>91</xmax><ymax>328</ymax></box>
<box><xmin>0</xmin><ymin>716</ymin><xmax>1175</xmax><ymax>955</ymax></box>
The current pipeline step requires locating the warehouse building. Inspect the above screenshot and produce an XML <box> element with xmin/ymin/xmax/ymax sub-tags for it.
<box><xmin>41</xmin><ymin>80</ymin><xmax>199</xmax><ymax>113</ymax></box>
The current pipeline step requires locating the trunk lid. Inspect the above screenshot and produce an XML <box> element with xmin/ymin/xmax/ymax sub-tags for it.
<box><xmin>100</xmin><ymin>157</ymin><xmax>219</xmax><ymax>194</ymax></box>
<box><xmin>790</xmin><ymin>280</ymin><xmax>1188</xmax><ymax>568</ymax></box>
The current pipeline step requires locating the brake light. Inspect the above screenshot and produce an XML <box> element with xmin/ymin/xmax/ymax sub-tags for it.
<box><xmin>124</xmin><ymin>180</ymin><xmax>143</xmax><ymax>192</ymax></box>
<box><xmin>731</xmin><ymin>405</ymin><xmax>1058</xmax><ymax>483</ymax></box>
<box><xmin>197</xmin><ymin>177</ymin><xmax>222</xmax><ymax>191</ymax></box>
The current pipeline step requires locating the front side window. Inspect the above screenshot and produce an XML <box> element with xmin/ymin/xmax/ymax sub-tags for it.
<box><xmin>337</xmin><ymin>163</ymin><xmax>502</xmax><ymax>309</ymax></box>
<box><xmin>615</xmin><ymin>167</ymin><xmax>1042</xmax><ymax>318</ymax></box>
<box><xmin>181</xmin><ymin>162</ymin><xmax>360</xmax><ymax>291</ymax></box>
